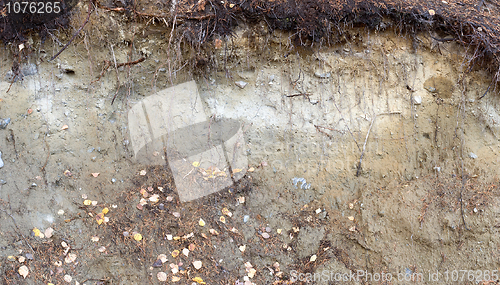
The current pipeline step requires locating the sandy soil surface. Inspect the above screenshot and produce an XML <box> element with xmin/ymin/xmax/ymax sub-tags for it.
<box><xmin>1</xmin><ymin>3</ymin><xmax>500</xmax><ymax>285</ymax></box>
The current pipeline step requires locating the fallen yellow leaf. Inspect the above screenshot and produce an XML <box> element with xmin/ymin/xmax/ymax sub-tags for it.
<box><xmin>222</xmin><ymin>208</ymin><xmax>232</xmax><ymax>217</ymax></box>
<box><xmin>192</xmin><ymin>161</ymin><xmax>200</xmax><ymax>167</ymax></box>
<box><xmin>171</xmin><ymin>250</ymin><xmax>180</xmax><ymax>257</ymax></box>
<box><xmin>96</xmin><ymin>213</ymin><xmax>104</xmax><ymax>225</ymax></box>
<box><xmin>192</xmin><ymin>277</ymin><xmax>206</xmax><ymax>284</ymax></box>
<box><xmin>101</xmin><ymin>207</ymin><xmax>109</xmax><ymax>214</ymax></box>
<box><xmin>32</xmin><ymin>228</ymin><xmax>41</xmax><ymax>237</ymax></box>
<box><xmin>133</xmin><ymin>233</ymin><xmax>142</xmax><ymax>241</ymax></box>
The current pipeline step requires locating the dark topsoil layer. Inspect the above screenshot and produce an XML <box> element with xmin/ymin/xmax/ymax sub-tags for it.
<box><xmin>1</xmin><ymin>0</ymin><xmax>500</xmax><ymax>86</ymax></box>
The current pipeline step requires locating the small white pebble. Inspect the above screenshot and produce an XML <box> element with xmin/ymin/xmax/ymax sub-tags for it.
<box><xmin>239</xmin><ymin>245</ymin><xmax>246</xmax><ymax>252</ymax></box>
<box><xmin>63</xmin><ymin>274</ymin><xmax>72</xmax><ymax>283</ymax></box>
<box><xmin>157</xmin><ymin>272</ymin><xmax>167</xmax><ymax>282</ymax></box>
<box><xmin>193</xmin><ymin>260</ymin><xmax>202</xmax><ymax>269</ymax></box>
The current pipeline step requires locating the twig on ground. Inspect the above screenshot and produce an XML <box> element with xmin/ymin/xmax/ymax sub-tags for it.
<box><xmin>286</xmin><ymin>93</ymin><xmax>318</xmax><ymax>105</ymax></box>
<box><xmin>314</xmin><ymin>125</ymin><xmax>345</xmax><ymax>139</ymax></box>
<box><xmin>478</xmin><ymin>77</ymin><xmax>495</xmax><ymax>99</ymax></box>
<box><xmin>113</xmin><ymin>57</ymin><xmax>146</xmax><ymax>68</ymax></box>
<box><xmin>378</xmin><ymin>111</ymin><xmax>402</xmax><ymax>115</ymax></box>
<box><xmin>9</xmin><ymin>129</ymin><xmax>18</xmax><ymax>158</ymax></box>
<box><xmin>356</xmin><ymin>114</ymin><xmax>376</xmax><ymax>177</ymax></box>
<box><xmin>6</xmin><ymin>56</ymin><xmax>21</xmax><ymax>93</ymax></box>
<box><xmin>110</xmin><ymin>44</ymin><xmax>120</xmax><ymax>84</ymax></box>
<box><xmin>460</xmin><ymin>173</ymin><xmax>470</xmax><ymax>230</ymax></box>
<box><xmin>0</xmin><ymin>206</ymin><xmax>36</xmax><ymax>254</ymax></box>
<box><xmin>316</xmin><ymin>107</ymin><xmax>401</xmax><ymax>177</ymax></box>
<box><xmin>286</xmin><ymin>93</ymin><xmax>312</xmax><ymax>98</ymax></box>
<box><xmin>459</xmin><ymin>65</ymin><xmax>470</xmax><ymax>231</ymax></box>
<box><xmin>6</xmin><ymin>80</ymin><xmax>14</xmax><ymax>93</ymax></box>
<box><xmin>93</xmin><ymin>57</ymin><xmax>146</xmax><ymax>85</ymax></box>
<box><xmin>355</xmin><ymin>111</ymin><xmax>401</xmax><ymax>176</ymax></box>
<box><xmin>110</xmin><ymin>44</ymin><xmax>121</xmax><ymax>104</ymax></box>
<box><xmin>165</xmin><ymin>15</ymin><xmax>177</xmax><ymax>85</ymax></box>
<box><xmin>332</xmin><ymin>97</ymin><xmax>360</xmax><ymax>151</ymax></box>
<box><xmin>50</xmin><ymin>0</ymin><xmax>94</xmax><ymax>61</ymax></box>
<box><xmin>44</xmin><ymin>28</ymin><xmax>64</xmax><ymax>46</ymax></box>
<box><xmin>110</xmin><ymin>57</ymin><xmax>145</xmax><ymax>104</ymax></box>
<box><xmin>81</xmin><ymin>278</ymin><xmax>111</xmax><ymax>284</ymax></box>
<box><xmin>40</xmin><ymin>135</ymin><xmax>50</xmax><ymax>186</ymax></box>
<box><xmin>430</xmin><ymin>35</ymin><xmax>457</xmax><ymax>42</ymax></box>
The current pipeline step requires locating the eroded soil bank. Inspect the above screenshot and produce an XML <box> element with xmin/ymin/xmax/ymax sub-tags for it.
<box><xmin>1</xmin><ymin>4</ymin><xmax>500</xmax><ymax>284</ymax></box>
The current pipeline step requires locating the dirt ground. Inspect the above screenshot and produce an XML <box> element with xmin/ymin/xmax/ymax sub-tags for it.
<box><xmin>1</xmin><ymin>2</ymin><xmax>500</xmax><ymax>285</ymax></box>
